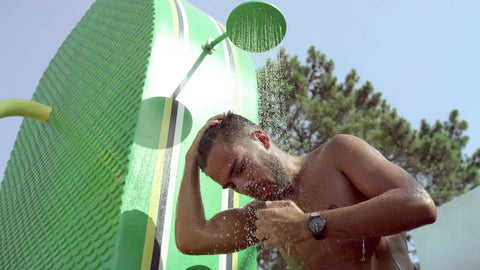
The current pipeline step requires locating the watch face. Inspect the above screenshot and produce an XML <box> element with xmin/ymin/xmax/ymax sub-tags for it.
<box><xmin>308</xmin><ymin>212</ymin><xmax>326</xmax><ymax>235</ymax></box>
<box><xmin>310</xmin><ymin>216</ymin><xmax>325</xmax><ymax>233</ymax></box>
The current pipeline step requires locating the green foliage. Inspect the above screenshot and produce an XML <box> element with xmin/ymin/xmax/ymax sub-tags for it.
<box><xmin>257</xmin><ymin>46</ymin><xmax>480</xmax><ymax>206</ymax></box>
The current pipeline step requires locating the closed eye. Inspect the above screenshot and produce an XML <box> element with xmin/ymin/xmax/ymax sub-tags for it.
<box><xmin>229</xmin><ymin>158</ymin><xmax>245</xmax><ymax>178</ymax></box>
<box><xmin>234</xmin><ymin>161</ymin><xmax>245</xmax><ymax>176</ymax></box>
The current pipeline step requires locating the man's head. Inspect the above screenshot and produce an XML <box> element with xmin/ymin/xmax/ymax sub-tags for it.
<box><xmin>198</xmin><ymin>112</ymin><xmax>259</xmax><ymax>170</ymax></box>
<box><xmin>198</xmin><ymin>112</ymin><xmax>290</xmax><ymax>200</ymax></box>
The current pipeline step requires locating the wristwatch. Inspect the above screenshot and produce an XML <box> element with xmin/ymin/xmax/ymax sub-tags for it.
<box><xmin>307</xmin><ymin>211</ymin><xmax>326</xmax><ymax>240</ymax></box>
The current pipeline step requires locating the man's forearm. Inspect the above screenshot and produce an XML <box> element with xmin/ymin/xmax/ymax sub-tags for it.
<box><xmin>175</xmin><ymin>155</ymin><xmax>208</xmax><ymax>248</ymax></box>
<box><xmin>321</xmin><ymin>187</ymin><xmax>436</xmax><ymax>239</ymax></box>
<box><xmin>175</xmin><ymin>154</ymin><xmax>258</xmax><ymax>255</ymax></box>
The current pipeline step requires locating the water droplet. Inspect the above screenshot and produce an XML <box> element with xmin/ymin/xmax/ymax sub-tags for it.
<box><xmin>361</xmin><ymin>238</ymin><xmax>366</xmax><ymax>262</ymax></box>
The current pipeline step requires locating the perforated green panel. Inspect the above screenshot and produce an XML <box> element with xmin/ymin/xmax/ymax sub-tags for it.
<box><xmin>0</xmin><ymin>0</ymin><xmax>154</xmax><ymax>268</ymax></box>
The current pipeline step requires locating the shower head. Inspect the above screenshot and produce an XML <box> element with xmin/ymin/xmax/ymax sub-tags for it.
<box><xmin>226</xmin><ymin>1</ymin><xmax>286</xmax><ymax>52</ymax></box>
<box><xmin>171</xmin><ymin>1</ymin><xmax>286</xmax><ymax>99</ymax></box>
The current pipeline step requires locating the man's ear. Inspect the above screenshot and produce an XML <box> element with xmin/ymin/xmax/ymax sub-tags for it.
<box><xmin>252</xmin><ymin>130</ymin><xmax>270</xmax><ymax>149</ymax></box>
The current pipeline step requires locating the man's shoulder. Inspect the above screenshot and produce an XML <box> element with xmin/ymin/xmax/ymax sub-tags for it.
<box><xmin>320</xmin><ymin>134</ymin><xmax>370</xmax><ymax>153</ymax></box>
<box><xmin>312</xmin><ymin>134</ymin><xmax>358</xmax><ymax>154</ymax></box>
<box><xmin>328</xmin><ymin>134</ymin><xmax>363</xmax><ymax>146</ymax></box>
<box><xmin>309</xmin><ymin>134</ymin><xmax>371</xmax><ymax>165</ymax></box>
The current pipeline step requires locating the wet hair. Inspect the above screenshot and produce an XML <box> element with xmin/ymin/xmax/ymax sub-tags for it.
<box><xmin>198</xmin><ymin>112</ymin><xmax>260</xmax><ymax>171</ymax></box>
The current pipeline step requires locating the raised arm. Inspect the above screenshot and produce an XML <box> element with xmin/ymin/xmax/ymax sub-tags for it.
<box><xmin>318</xmin><ymin>134</ymin><xmax>437</xmax><ymax>238</ymax></box>
<box><xmin>255</xmin><ymin>134</ymin><xmax>436</xmax><ymax>247</ymax></box>
<box><xmin>175</xmin><ymin>115</ymin><xmax>261</xmax><ymax>254</ymax></box>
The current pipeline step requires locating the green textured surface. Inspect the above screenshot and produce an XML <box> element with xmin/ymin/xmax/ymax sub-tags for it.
<box><xmin>1</xmin><ymin>0</ymin><xmax>263</xmax><ymax>268</ymax></box>
<box><xmin>0</xmin><ymin>0</ymin><xmax>154</xmax><ymax>269</ymax></box>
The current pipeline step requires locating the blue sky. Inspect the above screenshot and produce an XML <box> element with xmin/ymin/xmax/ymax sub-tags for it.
<box><xmin>1</xmin><ymin>0</ymin><xmax>479</xmax><ymax>181</ymax></box>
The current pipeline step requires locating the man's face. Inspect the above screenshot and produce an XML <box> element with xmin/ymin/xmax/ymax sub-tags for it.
<box><xmin>204</xmin><ymin>138</ymin><xmax>289</xmax><ymax>201</ymax></box>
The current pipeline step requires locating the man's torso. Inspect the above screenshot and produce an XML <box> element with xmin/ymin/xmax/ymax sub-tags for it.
<box><xmin>275</xmin><ymin>144</ymin><xmax>412</xmax><ymax>270</ymax></box>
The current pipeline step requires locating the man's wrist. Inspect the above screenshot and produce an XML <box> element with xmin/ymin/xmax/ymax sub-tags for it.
<box><xmin>307</xmin><ymin>211</ymin><xmax>327</xmax><ymax>240</ymax></box>
<box><xmin>185</xmin><ymin>150</ymin><xmax>198</xmax><ymax>162</ymax></box>
<box><xmin>184</xmin><ymin>151</ymin><xmax>201</xmax><ymax>175</ymax></box>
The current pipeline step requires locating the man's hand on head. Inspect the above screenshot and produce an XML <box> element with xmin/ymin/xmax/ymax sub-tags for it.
<box><xmin>187</xmin><ymin>114</ymin><xmax>224</xmax><ymax>160</ymax></box>
<box><xmin>255</xmin><ymin>200</ymin><xmax>312</xmax><ymax>248</ymax></box>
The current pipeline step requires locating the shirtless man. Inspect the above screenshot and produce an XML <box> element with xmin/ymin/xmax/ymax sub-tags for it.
<box><xmin>175</xmin><ymin>112</ymin><xmax>437</xmax><ymax>269</ymax></box>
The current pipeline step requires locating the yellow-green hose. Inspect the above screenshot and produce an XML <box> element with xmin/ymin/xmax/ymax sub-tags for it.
<box><xmin>0</xmin><ymin>99</ymin><xmax>52</xmax><ymax>123</ymax></box>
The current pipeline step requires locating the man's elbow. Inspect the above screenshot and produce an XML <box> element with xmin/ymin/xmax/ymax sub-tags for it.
<box><xmin>413</xmin><ymin>195</ymin><xmax>437</xmax><ymax>226</ymax></box>
<box><xmin>175</xmin><ymin>227</ymin><xmax>216</xmax><ymax>255</ymax></box>
<box><xmin>175</xmin><ymin>232</ymin><xmax>200</xmax><ymax>255</ymax></box>
<box><xmin>176</xmin><ymin>242</ymin><xmax>197</xmax><ymax>255</ymax></box>
<box><xmin>423</xmin><ymin>199</ymin><xmax>437</xmax><ymax>224</ymax></box>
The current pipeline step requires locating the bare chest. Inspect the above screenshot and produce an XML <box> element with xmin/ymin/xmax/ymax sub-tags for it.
<box><xmin>293</xmin><ymin>159</ymin><xmax>367</xmax><ymax>212</ymax></box>
<box><xmin>281</xmin><ymin>155</ymin><xmax>377</xmax><ymax>268</ymax></box>
<box><xmin>279</xmin><ymin>238</ymin><xmax>375</xmax><ymax>270</ymax></box>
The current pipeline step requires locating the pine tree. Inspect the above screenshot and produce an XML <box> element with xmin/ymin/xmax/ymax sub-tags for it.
<box><xmin>256</xmin><ymin>46</ymin><xmax>480</xmax><ymax>269</ymax></box>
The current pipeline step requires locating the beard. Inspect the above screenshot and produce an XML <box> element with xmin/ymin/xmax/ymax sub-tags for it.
<box><xmin>248</xmin><ymin>150</ymin><xmax>290</xmax><ymax>201</ymax></box>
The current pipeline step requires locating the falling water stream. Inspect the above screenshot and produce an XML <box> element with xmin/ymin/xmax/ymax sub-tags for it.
<box><xmin>227</xmin><ymin>4</ymin><xmax>369</xmax><ymax>268</ymax></box>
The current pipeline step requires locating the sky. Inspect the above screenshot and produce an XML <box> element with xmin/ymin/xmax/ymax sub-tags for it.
<box><xmin>1</xmin><ymin>0</ymin><xmax>479</xmax><ymax>183</ymax></box>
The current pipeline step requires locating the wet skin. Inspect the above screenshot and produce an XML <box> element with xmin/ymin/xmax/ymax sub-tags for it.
<box><xmin>175</xmin><ymin>116</ymin><xmax>436</xmax><ymax>270</ymax></box>
<box><xmin>205</xmin><ymin>137</ymin><xmax>411</xmax><ymax>269</ymax></box>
